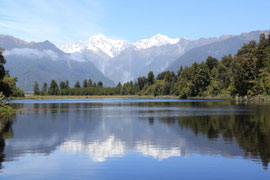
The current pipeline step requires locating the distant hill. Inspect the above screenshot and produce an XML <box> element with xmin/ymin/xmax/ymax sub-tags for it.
<box><xmin>0</xmin><ymin>35</ymin><xmax>115</xmax><ymax>91</ymax></box>
<box><xmin>167</xmin><ymin>30</ymin><xmax>269</xmax><ymax>72</ymax></box>
<box><xmin>0</xmin><ymin>30</ymin><xmax>268</xmax><ymax>91</ymax></box>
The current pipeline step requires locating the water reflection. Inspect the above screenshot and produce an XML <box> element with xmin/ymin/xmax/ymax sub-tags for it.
<box><xmin>2</xmin><ymin>100</ymin><xmax>270</xmax><ymax>171</ymax></box>
<box><xmin>0</xmin><ymin>115</ymin><xmax>14</xmax><ymax>169</ymax></box>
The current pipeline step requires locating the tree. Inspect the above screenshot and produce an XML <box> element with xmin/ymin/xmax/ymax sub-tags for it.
<box><xmin>65</xmin><ymin>80</ymin><xmax>70</xmax><ymax>89</ymax></box>
<box><xmin>147</xmin><ymin>71</ymin><xmax>154</xmax><ymax>85</ymax></box>
<box><xmin>0</xmin><ymin>49</ymin><xmax>11</xmax><ymax>97</ymax></box>
<box><xmin>60</xmin><ymin>81</ymin><xmax>67</xmax><ymax>90</ymax></box>
<box><xmin>33</xmin><ymin>81</ymin><xmax>40</xmax><ymax>95</ymax></box>
<box><xmin>88</xmin><ymin>79</ymin><xmax>92</xmax><ymax>87</ymax></box>
<box><xmin>97</xmin><ymin>81</ymin><xmax>103</xmax><ymax>87</ymax></box>
<box><xmin>0</xmin><ymin>50</ymin><xmax>23</xmax><ymax>97</ymax></box>
<box><xmin>41</xmin><ymin>82</ymin><xmax>48</xmax><ymax>95</ymax></box>
<box><xmin>0</xmin><ymin>49</ymin><xmax>6</xmax><ymax>80</ymax></box>
<box><xmin>231</xmin><ymin>47</ymin><xmax>257</xmax><ymax>96</ymax></box>
<box><xmin>33</xmin><ymin>34</ymin><xmax>270</xmax><ymax>98</ymax></box>
<box><xmin>83</xmin><ymin>79</ymin><xmax>88</xmax><ymax>88</ymax></box>
<box><xmin>137</xmin><ymin>77</ymin><xmax>147</xmax><ymax>90</ymax></box>
<box><xmin>48</xmin><ymin>80</ymin><xmax>59</xmax><ymax>95</ymax></box>
<box><xmin>74</xmin><ymin>81</ymin><xmax>81</xmax><ymax>88</ymax></box>
<box><xmin>255</xmin><ymin>34</ymin><xmax>269</xmax><ymax>77</ymax></box>
<box><xmin>1</xmin><ymin>76</ymin><xmax>22</xmax><ymax>97</ymax></box>
<box><xmin>206</xmin><ymin>56</ymin><xmax>219</xmax><ymax>72</ymax></box>
<box><xmin>177</xmin><ymin>66</ymin><xmax>183</xmax><ymax>77</ymax></box>
<box><xmin>117</xmin><ymin>82</ymin><xmax>122</xmax><ymax>87</ymax></box>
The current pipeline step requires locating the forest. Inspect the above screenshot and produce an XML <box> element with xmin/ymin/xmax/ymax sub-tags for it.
<box><xmin>1</xmin><ymin>33</ymin><xmax>270</xmax><ymax>99</ymax></box>
<box><xmin>33</xmin><ymin>33</ymin><xmax>270</xmax><ymax>99</ymax></box>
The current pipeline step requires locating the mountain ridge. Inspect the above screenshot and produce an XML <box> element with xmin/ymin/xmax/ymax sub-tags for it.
<box><xmin>167</xmin><ymin>30</ymin><xmax>269</xmax><ymax>72</ymax></box>
<box><xmin>0</xmin><ymin>35</ymin><xmax>115</xmax><ymax>91</ymax></box>
<box><xmin>0</xmin><ymin>30</ymin><xmax>268</xmax><ymax>90</ymax></box>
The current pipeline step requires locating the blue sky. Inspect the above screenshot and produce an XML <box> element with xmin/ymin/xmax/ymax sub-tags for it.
<box><xmin>0</xmin><ymin>0</ymin><xmax>269</xmax><ymax>45</ymax></box>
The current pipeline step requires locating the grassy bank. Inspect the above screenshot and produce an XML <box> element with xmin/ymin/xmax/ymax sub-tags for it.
<box><xmin>8</xmin><ymin>94</ymin><xmax>270</xmax><ymax>104</ymax></box>
<box><xmin>9</xmin><ymin>94</ymin><xmax>180</xmax><ymax>100</ymax></box>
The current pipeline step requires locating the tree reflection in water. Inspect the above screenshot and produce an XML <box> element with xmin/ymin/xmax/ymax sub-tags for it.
<box><xmin>2</xmin><ymin>100</ymin><xmax>270</xmax><ymax>171</ymax></box>
<box><xmin>158</xmin><ymin>106</ymin><xmax>270</xmax><ymax>169</ymax></box>
<box><xmin>0</xmin><ymin>115</ymin><xmax>14</xmax><ymax>169</ymax></box>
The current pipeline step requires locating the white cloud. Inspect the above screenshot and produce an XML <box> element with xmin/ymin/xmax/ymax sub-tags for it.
<box><xmin>60</xmin><ymin>136</ymin><xmax>126</xmax><ymax>162</ymax></box>
<box><xmin>0</xmin><ymin>0</ymin><xmax>105</xmax><ymax>45</ymax></box>
<box><xmin>68</xmin><ymin>52</ymin><xmax>87</xmax><ymax>62</ymax></box>
<box><xmin>135</xmin><ymin>143</ymin><xmax>181</xmax><ymax>160</ymax></box>
<box><xmin>4</xmin><ymin>48</ymin><xmax>59</xmax><ymax>60</ymax></box>
<box><xmin>60</xmin><ymin>137</ymin><xmax>188</xmax><ymax>162</ymax></box>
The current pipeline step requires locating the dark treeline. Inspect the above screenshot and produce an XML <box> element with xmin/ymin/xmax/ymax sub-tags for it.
<box><xmin>0</xmin><ymin>49</ymin><xmax>24</xmax><ymax>98</ymax></box>
<box><xmin>33</xmin><ymin>79</ymin><xmax>138</xmax><ymax>96</ymax></box>
<box><xmin>34</xmin><ymin>33</ymin><xmax>270</xmax><ymax>98</ymax></box>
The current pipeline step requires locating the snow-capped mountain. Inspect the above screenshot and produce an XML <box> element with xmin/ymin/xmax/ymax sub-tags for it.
<box><xmin>0</xmin><ymin>35</ymin><xmax>115</xmax><ymax>91</ymax></box>
<box><xmin>134</xmin><ymin>34</ymin><xmax>180</xmax><ymax>49</ymax></box>
<box><xmin>1</xmin><ymin>30</ymin><xmax>266</xmax><ymax>89</ymax></box>
<box><xmin>58</xmin><ymin>33</ymin><xmax>241</xmax><ymax>84</ymax></box>
<box><xmin>59</xmin><ymin>34</ymin><xmax>184</xmax><ymax>76</ymax></box>
<box><xmin>104</xmin><ymin>42</ymin><xmax>187</xmax><ymax>83</ymax></box>
<box><xmin>60</xmin><ymin>34</ymin><xmax>182</xmax><ymax>58</ymax></box>
<box><xmin>60</xmin><ymin>34</ymin><xmax>132</xmax><ymax>58</ymax></box>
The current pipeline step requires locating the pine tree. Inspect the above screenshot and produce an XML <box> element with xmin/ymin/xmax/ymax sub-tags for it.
<box><xmin>88</xmin><ymin>79</ymin><xmax>92</xmax><ymax>87</ymax></box>
<box><xmin>48</xmin><ymin>80</ymin><xmax>59</xmax><ymax>95</ymax></box>
<box><xmin>60</xmin><ymin>81</ymin><xmax>67</xmax><ymax>89</ymax></box>
<box><xmin>74</xmin><ymin>81</ymin><xmax>81</xmax><ymax>88</ymax></box>
<box><xmin>65</xmin><ymin>80</ymin><xmax>70</xmax><ymax>89</ymax></box>
<box><xmin>33</xmin><ymin>81</ymin><xmax>40</xmax><ymax>95</ymax></box>
<box><xmin>83</xmin><ymin>79</ymin><xmax>88</xmax><ymax>88</ymax></box>
<box><xmin>41</xmin><ymin>82</ymin><xmax>48</xmax><ymax>95</ymax></box>
<box><xmin>147</xmin><ymin>71</ymin><xmax>154</xmax><ymax>85</ymax></box>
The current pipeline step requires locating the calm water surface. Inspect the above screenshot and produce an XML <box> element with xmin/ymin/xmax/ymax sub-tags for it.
<box><xmin>0</xmin><ymin>98</ymin><xmax>270</xmax><ymax>179</ymax></box>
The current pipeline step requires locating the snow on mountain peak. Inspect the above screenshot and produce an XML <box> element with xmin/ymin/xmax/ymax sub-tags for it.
<box><xmin>134</xmin><ymin>34</ymin><xmax>180</xmax><ymax>49</ymax></box>
<box><xmin>59</xmin><ymin>33</ymin><xmax>181</xmax><ymax>56</ymax></box>
<box><xmin>60</xmin><ymin>34</ymin><xmax>131</xmax><ymax>58</ymax></box>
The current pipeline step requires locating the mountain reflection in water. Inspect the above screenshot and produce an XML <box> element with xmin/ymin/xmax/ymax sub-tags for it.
<box><xmin>0</xmin><ymin>99</ymin><xmax>270</xmax><ymax>178</ymax></box>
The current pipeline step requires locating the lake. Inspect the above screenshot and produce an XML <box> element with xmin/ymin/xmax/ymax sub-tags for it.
<box><xmin>0</xmin><ymin>98</ymin><xmax>269</xmax><ymax>179</ymax></box>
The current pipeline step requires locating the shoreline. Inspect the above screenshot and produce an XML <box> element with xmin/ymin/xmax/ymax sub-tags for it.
<box><xmin>9</xmin><ymin>95</ymin><xmax>181</xmax><ymax>100</ymax></box>
<box><xmin>8</xmin><ymin>94</ymin><xmax>270</xmax><ymax>104</ymax></box>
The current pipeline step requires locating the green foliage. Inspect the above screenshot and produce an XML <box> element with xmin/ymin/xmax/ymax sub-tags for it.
<box><xmin>35</xmin><ymin>33</ymin><xmax>270</xmax><ymax>98</ymax></box>
<box><xmin>33</xmin><ymin>81</ymin><xmax>40</xmax><ymax>95</ymax></box>
<box><xmin>97</xmin><ymin>81</ymin><xmax>103</xmax><ymax>87</ymax></box>
<box><xmin>137</xmin><ymin>77</ymin><xmax>147</xmax><ymax>91</ymax></box>
<box><xmin>0</xmin><ymin>49</ymin><xmax>24</xmax><ymax>97</ymax></box>
<box><xmin>41</xmin><ymin>82</ymin><xmax>48</xmax><ymax>95</ymax></box>
<box><xmin>0</xmin><ymin>49</ymin><xmax>6</xmax><ymax>80</ymax></box>
<box><xmin>0</xmin><ymin>105</ymin><xmax>14</xmax><ymax>119</ymax></box>
<box><xmin>74</xmin><ymin>81</ymin><xmax>81</xmax><ymax>88</ymax></box>
<box><xmin>48</xmin><ymin>80</ymin><xmax>59</xmax><ymax>95</ymax></box>
<box><xmin>88</xmin><ymin>79</ymin><xmax>92</xmax><ymax>87</ymax></box>
<box><xmin>65</xmin><ymin>80</ymin><xmax>70</xmax><ymax>89</ymax></box>
<box><xmin>83</xmin><ymin>79</ymin><xmax>88</xmax><ymax>88</ymax></box>
<box><xmin>147</xmin><ymin>71</ymin><xmax>154</xmax><ymax>85</ymax></box>
<box><xmin>1</xmin><ymin>76</ymin><xmax>24</xmax><ymax>97</ymax></box>
<box><xmin>139</xmin><ymin>33</ymin><xmax>270</xmax><ymax>98</ymax></box>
